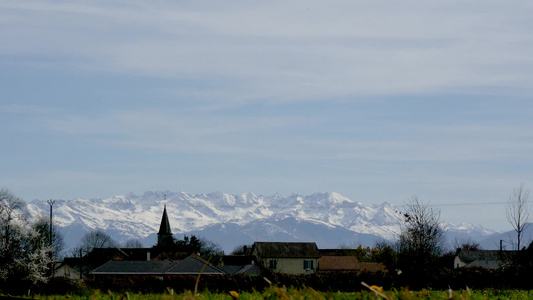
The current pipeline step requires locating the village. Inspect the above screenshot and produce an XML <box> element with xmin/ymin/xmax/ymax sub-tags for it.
<box><xmin>52</xmin><ymin>205</ymin><xmax>518</xmax><ymax>282</ymax></box>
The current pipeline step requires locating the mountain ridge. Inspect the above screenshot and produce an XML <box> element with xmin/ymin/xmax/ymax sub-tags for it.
<box><xmin>26</xmin><ymin>191</ymin><xmax>502</xmax><ymax>253</ymax></box>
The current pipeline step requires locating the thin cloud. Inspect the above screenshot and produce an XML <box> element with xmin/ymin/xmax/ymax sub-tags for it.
<box><xmin>2</xmin><ymin>1</ymin><xmax>532</xmax><ymax>102</ymax></box>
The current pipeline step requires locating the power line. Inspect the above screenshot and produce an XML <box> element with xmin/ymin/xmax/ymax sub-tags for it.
<box><xmin>429</xmin><ymin>201</ymin><xmax>508</xmax><ymax>207</ymax></box>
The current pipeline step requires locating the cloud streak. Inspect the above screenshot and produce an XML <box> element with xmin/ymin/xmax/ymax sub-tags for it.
<box><xmin>2</xmin><ymin>1</ymin><xmax>532</xmax><ymax>103</ymax></box>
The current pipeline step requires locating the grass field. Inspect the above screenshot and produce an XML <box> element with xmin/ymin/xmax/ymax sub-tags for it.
<box><xmin>31</xmin><ymin>285</ymin><xmax>533</xmax><ymax>299</ymax></box>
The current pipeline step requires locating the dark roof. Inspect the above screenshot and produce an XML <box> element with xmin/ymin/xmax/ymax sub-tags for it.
<box><xmin>252</xmin><ymin>242</ymin><xmax>320</xmax><ymax>258</ymax></box>
<box><xmin>62</xmin><ymin>257</ymin><xmax>82</xmax><ymax>268</ymax></box>
<box><xmin>81</xmin><ymin>248</ymin><xmax>130</xmax><ymax>268</ymax></box>
<box><xmin>116</xmin><ymin>248</ymin><xmax>157</xmax><ymax>260</ymax></box>
<box><xmin>153</xmin><ymin>251</ymin><xmax>190</xmax><ymax>261</ymax></box>
<box><xmin>221</xmin><ymin>255</ymin><xmax>255</xmax><ymax>266</ymax></box>
<box><xmin>166</xmin><ymin>255</ymin><xmax>226</xmax><ymax>275</ymax></box>
<box><xmin>457</xmin><ymin>250</ymin><xmax>515</xmax><ymax>263</ymax></box>
<box><xmin>91</xmin><ymin>260</ymin><xmax>175</xmax><ymax>275</ymax></box>
<box><xmin>219</xmin><ymin>265</ymin><xmax>242</xmax><ymax>274</ymax></box>
<box><xmin>158</xmin><ymin>205</ymin><xmax>172</xmax><ymax>235</ymax></box>
<box><xmin>456</xmin><ymin>250</ymin><xmax>516</xmax><ymax>269</ymax></box>
<box><xmin>319</xmin><ymin>256</ymin><xmax>359</xmax><ymax>271</ymax></box>
<box><xmin>90</xmin><ymin>255</ymin><xmax>227</xmax><ymax>275</ymax></box>
<box><xmin>237</xmin><ymin>264</ymin><xmax>261</xmax><ymax>275</ymax></box>
<box><xmin>319</xmin><ymin>249</ymin><xmax>360</xmax><ymax>256</ymax></box>
<box><xmin>220</xmin><ymin>264</ymin><xmax>261</xmax><ymax>275</ymax></box>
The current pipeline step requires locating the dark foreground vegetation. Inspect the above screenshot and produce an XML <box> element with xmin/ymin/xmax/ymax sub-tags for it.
<box><xmin>3</xmin><ymin>265</ymin><xmax>533</xmax><ymax>297</ymax></box>
<box><xmin>29</xmin><ymin>285</ymin><xmax>533</xmax><ymax>300</ymax></box>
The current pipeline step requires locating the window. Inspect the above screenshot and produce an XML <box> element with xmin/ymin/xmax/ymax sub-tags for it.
<box><xmin>269</xmin><ymin>259</ymin><xmax>277</xmax><ymax>270</ymax></box>
<box><xmin>303</xmin><ymin>260</ymin><xmax>314</xmax><ymax>270</ymax></box>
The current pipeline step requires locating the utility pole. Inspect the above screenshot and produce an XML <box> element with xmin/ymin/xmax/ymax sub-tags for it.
<box><xmin>47</xmin><ymin>199</ymin><xmax>56</xmax><ymax>277</ymax></box>
<box><xmin>47</xmin><ymin>199</ymin><xmax>55</xmax><ymax>247</ymax></box>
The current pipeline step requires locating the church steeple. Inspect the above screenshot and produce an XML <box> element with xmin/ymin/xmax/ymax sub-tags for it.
<box><xmin>157</xmin><ymin>204</ymin><xmax>173</xmax><ymax>246</ymax></box>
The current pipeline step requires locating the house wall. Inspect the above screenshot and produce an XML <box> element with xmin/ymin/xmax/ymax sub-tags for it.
<box><xmin>454</xmin><ymin>256</ymin><xmax>466</xmax><ymax>269</ymax></box>
<box><xmin>261</xmin><ymin>258</ymin><xmax>319</xmax><ymax>275</ymax></box>
<box><xmin>54</xmin><ymin>266</ymin><xmax>81</xmax><ymax>279</ymax></box>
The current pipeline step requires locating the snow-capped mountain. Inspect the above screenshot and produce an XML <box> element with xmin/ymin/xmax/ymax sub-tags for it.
<box><xmin>26</xmin><ymin>191</ymin><xmax>499</xmax><ymax>253</ymax></box>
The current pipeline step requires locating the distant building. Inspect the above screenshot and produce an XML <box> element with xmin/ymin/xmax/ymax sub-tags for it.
<box><xmin>251</xmin><ymin>242</ymin><xmax>320</xmax><ymax>275</ymax></box>
<box><xmin>53</xmin><ymin>263</ymin><xmax>81</xmax><ymax>280</ymax></box>
<box><xmin>454</xmin><ymin>249</ymin><xmax>516</xmax><ymax>269</ymax></box>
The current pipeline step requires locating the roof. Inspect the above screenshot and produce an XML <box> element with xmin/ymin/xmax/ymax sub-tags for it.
<box><xmin>118</xmin><ymin>248</ymin><xmax>157</xmax><ymax>260</ymax></box>
<box><xmin>81</xmin><ymin>248</ymin><xmax>130</xmax><ymax>268</ymax></box>
<box><xmin>91</xmin><ymin>260</ymin><xmax>176</xmax><ymax>275</ymax></box>
<box><xmin>90</xmin><ymin>255</ymin><xmax>227</xmax><ymax>275</ymax></box>
<box><xmin>221</xmin><ymin>255</ymin><xmax>255</xmax><ymax>266</ymax></box>
<box><xmin>319</xmin><ymin>249</ymin><xmax>360</xmax><ymax>256</ymax></box>
<box><xmin>319</xmin><ymin>256</ymin><xmax>359</xmax><ymax>271</ymax></box>
<box><xmin>166</xmin><ymin>255</ymin><xmax>226</xmax><ymax>275</ymax></box>
<box><xmin>465</xmin><ymin>260</ymin><xmax>504</xmax><ymax>269</ymax></box>
<box><xmin>252</xmin><ymin>242</ymin><xmax>320</xmax><ymax>258</ymax></box>
<box><xmin>158</xmin><ymin>205</ymin><xmax>172</xmax><ymax>235</ymax></box>
<box><xmin>220</xmin><ymin>264</ymin><xmax>261</xmax><ymax>275</ymax></box>
<box><xmin>457</xmin><ymin>250</ymin><xmax>503</xmax><ymax>263</ymax></box>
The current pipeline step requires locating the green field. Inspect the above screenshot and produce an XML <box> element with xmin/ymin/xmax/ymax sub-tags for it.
<box><xmin>31</xmin><ymin>286</ymin><xmax>533</xmax><ymax>300</ymax></box>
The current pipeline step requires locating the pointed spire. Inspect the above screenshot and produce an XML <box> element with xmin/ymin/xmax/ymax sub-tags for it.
<box><xmin>158</xmin><ymin>205</ymin><xmax>172</xmax><ymax>236</ymax></box>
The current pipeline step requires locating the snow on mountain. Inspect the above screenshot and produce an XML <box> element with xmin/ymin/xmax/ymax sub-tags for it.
<box><xmin>26</xmin><ymin>191</ymin><xmax>498</xmax><ymax>253</ymax></box>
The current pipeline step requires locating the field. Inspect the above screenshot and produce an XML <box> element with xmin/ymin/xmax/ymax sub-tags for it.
<box><xmin>32</xmin><ymin>286</ymin><xmax>533</xmax><ymax>300</ymax></box>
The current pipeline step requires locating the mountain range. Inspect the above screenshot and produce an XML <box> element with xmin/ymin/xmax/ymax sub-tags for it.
<box><xmin>26</xmin><ymin>191</ymin><xmax>512</xmax><ymax>253</ymax></box>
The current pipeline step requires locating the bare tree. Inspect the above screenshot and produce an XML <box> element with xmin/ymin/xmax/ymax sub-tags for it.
<box><xmin>398</xmin><ymin>196</ymin><xmax>445</xmax><ymax>275</ymax></box>
<box><xmin>506</xmin><ymin>184</ymin><xmax>530</xmax><ymax>250</ymax></box>
<box><xmin>122</xmin><ymin>239</ymin><xmax>144</xmax><ymax>248</ymax></box>
<box><xmin>451</xmin><ymin>237</ymin><xmax>481</xmax><ymax>251</ymax></box>
<box><xmin>75</xmin><ymin>229</ymin><xmax>117</xmax><ymax>256</ymax></box>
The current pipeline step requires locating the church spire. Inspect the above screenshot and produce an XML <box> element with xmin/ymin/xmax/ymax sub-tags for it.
<box><xmin>157</xmin><ymin>205</ymin><xmax>173</xmax><ymax>246</ymax></box>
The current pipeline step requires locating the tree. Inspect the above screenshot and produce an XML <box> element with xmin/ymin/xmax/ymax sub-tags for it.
<box><xmin>397</xmin><ymin>196</ymin><xmax>445</xmax><ymax>277</ymax></box>
<box><xmin>171</xmin><ymin>235</ymin><xmax>223</xmax><ymax>264</ymax></box>
<box><xmin>451</xmin><ymin>237</ymin><xmax>481</xmax><ymax>251</ymax></box>
<box><xmin>506</xmin><ymin>184</ymin><xmax>530</xmax><ymax>250</ymax></box>
<box><xmin>0</xmin><ymin>188</ymin><xmax>26</xmax><ymax>257</ymax></box>
<box><xmin>74</xmin><ymin>229</ymin><xmax>117</xmax><ymax>256</ymax></box>
<box><xmin>231</xmin><ymin>244</ymin><xmax>252</xmax><ymax>255</ymax></box>
<box><xmin>32</xmin><ymin>216</ymin><xmax>64</xmax><ymax>259</ymax></box>
<box><xmin>123</xmin><ymin>239</ymin><xmax>144</xmax><ymax>248</ymax></box>
<box><xmin>0</xmin><ymin>189</ymin><xmax>52</xmax><ymax>290</ymax></box>
<box><xmin>373</xmin><ymin>240</ymin><xmax>398</xmax><ymax>272</ymax></box>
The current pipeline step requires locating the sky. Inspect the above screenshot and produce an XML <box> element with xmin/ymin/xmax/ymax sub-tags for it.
<box><xmin>1</xmin><ymin>1</ymin><xmax>532</xmax><ymax>232</ymax></box>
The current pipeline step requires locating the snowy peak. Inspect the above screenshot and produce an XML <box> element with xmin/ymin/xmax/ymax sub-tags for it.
<box><xmin>26</xmin><ymin>191</ymin><xmax>496</xmax><ymax>252</ymax></box>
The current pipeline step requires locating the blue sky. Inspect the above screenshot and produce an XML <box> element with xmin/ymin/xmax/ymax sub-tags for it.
<box><xmin>1</xmin><ymin>1</ymin><xmax>532</xmax><ymax>231</ymax></box>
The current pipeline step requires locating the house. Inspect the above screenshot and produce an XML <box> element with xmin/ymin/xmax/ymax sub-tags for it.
<box><xmin>454</xmin><ymin>249</ymin><xmax>516</xmax><ymax>269</ymax></box>
<box><xmin>251</xmin><ymin>242</ymin><xmax>320</xmax><ymax>275</ymax></box>
<box><xmin>53</xmin><ymin>263</ymin><xmax>81</xmax><ymax>279</ymax></box>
